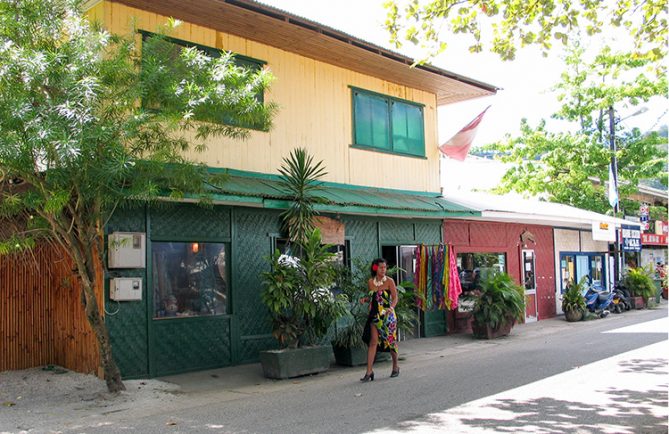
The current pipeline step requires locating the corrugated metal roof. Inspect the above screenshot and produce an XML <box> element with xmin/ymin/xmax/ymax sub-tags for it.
<box><xmin>206</xmin><ymin>170</ymin><xmax>478</xmax><ymax>218</ymax></box>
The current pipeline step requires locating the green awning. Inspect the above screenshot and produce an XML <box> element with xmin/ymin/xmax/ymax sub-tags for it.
<box><xmin>205</xmin><ymin>168</ymin><xmax>479</xmax><ymax>219</ymax></box>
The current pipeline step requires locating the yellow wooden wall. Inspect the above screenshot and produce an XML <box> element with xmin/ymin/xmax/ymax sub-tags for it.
<box><xmin>90</xmin><ymin>1</ymin><xmax>441</xmax><ymax>192</ymax></box>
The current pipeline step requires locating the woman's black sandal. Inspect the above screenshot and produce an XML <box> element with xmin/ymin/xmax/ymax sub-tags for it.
<box><xmin>390</xmin><ymin>368</ymin><xmax>400</xmax><ymax>378</ymax></box>
<box><xmin>360</xmin><ymin>371</ymin><xmax>375</xmax><ymax>382</ymax></box>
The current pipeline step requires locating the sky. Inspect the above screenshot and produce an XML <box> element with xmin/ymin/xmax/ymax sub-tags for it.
<box><xmin>259</xmin><ymin>0</ymin><xmax>667</xmax><ymax>148</ymax></box>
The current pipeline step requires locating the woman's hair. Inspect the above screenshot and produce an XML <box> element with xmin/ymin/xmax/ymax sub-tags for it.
<box><xmin>370</xmin><ymin>258</ymin><xmax>387</xmax><ymax>277</ymax></box>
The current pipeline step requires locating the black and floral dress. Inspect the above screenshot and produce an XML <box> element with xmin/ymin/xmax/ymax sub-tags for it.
<box><xmin>366</xmin><ymin>288</ymin><xmax>398</xmax><ymax>353</ymax></box>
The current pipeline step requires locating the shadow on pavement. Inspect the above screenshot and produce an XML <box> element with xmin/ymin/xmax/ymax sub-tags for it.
<box><xmin>391</xmin><ymin>357</ymin><xmax>668</xmax><ymax>433</ymax></box>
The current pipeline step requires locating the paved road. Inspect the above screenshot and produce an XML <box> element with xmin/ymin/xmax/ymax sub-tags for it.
<box><xmin>5</xmin><ymin>306</ymin><xmax>667</xmax><ymax>433</ymax></box>
<box><xmin>97</xmin><ymin>306</ymin><xmax>667</xmax><ymax>434</ymax></box>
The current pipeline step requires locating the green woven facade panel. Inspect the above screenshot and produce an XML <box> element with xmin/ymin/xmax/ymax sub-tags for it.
<box><xmin>150</xmin><ymin>203</ymin><xmax>231</xmax><ymax>240</ymax></box>
<box><xmin>414</xmin><ymin>222</ymin><xmax>442</xmax><ymax>245</ymax></box>
<box><xmin>342</xmin><ymin>216</ymin><xmax>379</xmax><ymax>267</ymax></box>
<box><xmin>239</xmin><ymin>336</ymin><xmax>277</xmax><ymax>364</ymax></box>
<box><xmin>152</xmin><ymin>316</ymin><xmax>232</xmax><ymax>377</ymax></box>
<box><xmin>106</xmin><ymin>206</ymin><xmax>149</xmax><ymax>379</ymax></box>
<box><xmin>423</xmin><ymin>310</ymin><xmax>446</xmax><ymax>337</ymax></box>
<box><xmin>379</xmin><ymin>220</ymin><xmax>415</xmax><ymax>243</ymax></box>
<box><xmin>233</xmin><ymin>208</ymin><xmax>281</xmax><ymax>362</ymax></box>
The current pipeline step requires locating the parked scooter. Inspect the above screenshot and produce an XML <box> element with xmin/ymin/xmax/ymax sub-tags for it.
<box><xmin>611</xmin><ymin>284</ymin><xmax>632</xmax><ymax>313</ymax></box>
<box><xmin>583</xmin><ymin>281</ymin><xmax>613</xmax><ymax>318</ymax></box>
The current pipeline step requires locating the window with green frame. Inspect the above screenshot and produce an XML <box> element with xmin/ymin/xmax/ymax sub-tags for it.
<box><xmin>351</xmin><ymin>88</ymin><xmax>425</xmax><ymax>157</ymax></box>
<box><xmin>140</xmin><ymin>31</ymin><xmax>265</xmax><ymax>129</ymax></box>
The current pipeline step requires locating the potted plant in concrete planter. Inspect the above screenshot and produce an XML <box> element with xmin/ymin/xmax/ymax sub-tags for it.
<box><xmin>259</xmin><ymin>148</ymin><xmax>347</xmax><ymax>379</ymax></box>
<box><xmin>561</xmin><ymin>278</ymin><xmax>587</xmax><ymax>322</ymax></box>
<box><xmin>330</xmin><ymin>262</ymin><xmax>419</xmax><ymax>366</ymax></box>
<box><xmin>260</xmin><ymin>229</ymin><xmax>348</xmax><ymax>378</ymax></box>
<box><xmin>471</xmin><ymin>272</ymin><xmax>525</xmax><ymax>339</ymax></box>
<box><xmin>623</xmin><ymin>267</ymin><xmax>656</xmax><ymax>309</ymax></box>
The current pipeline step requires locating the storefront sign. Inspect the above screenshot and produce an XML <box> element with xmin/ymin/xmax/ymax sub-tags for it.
<box><xmin>313</xmin><ymin>216</ymin><xmax>345</xmax><ymax>245</ymax></box>
<box><xmin>641</xmin><ymin>233</ymin><xmax>668</xmax><ymax>246</ymax></box>
<box><xmin>656</xmin><ymin>220</ymin><xmax>669</xmax><ymax>236</ymax></box>
<box><xmin>592</xmin><ymin>221</ymin><xmax>616</xmax><ymax>242</ymax></box>
<box><xmin>621</xmin><ymin>224</ymin><xmax>642</xmax><ymax>252</ymax></box>
<box><xmin>639</xmin><ymin>204</ymin><xmax>650</xmax><ymax>231</ymax></box>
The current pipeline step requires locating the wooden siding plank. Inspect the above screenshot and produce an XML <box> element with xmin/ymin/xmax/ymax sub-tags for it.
<box><xmin>99</xmin><ymin>1</ymin><xmax>444</xmax><ymax>193</ymax></box>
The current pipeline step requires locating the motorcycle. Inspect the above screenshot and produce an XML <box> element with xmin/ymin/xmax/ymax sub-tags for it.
<box><xmin>611</xmin><ymin>284</ymin><xmax>632</xmax><ymax>313</ymax></box>
<box><xmin>583</xmin><ymin>282</ymin><xmax>613</xmax><ymax>318</ymax></box>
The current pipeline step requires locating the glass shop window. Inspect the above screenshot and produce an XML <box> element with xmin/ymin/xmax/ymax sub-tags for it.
<box><xmin>456</xmin><ymin>252</ymin><xmax>507</xmax><ymax>292</ymax></box>
<box><xmin>153</xmin><ymin>242</ymin><xmax>228</xmax><ymax>319</ymax></box>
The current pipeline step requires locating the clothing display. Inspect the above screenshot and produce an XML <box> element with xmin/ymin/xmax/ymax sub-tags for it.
<box><xmin>414</xmin><ymin>243</ymin><xmax>462</xmax><ymax>311</ymax></box>
<box><xmin>364</xmin><ymin>288</ymin><xmax>398</xmax><ymax>353</ymax></box>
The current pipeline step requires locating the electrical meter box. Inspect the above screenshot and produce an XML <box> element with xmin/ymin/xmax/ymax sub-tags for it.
<box><xmin>109</xmin><ymin>278</ymin><xmax>142</xmax><ymax>301</ymax></box>
<box><xmin>108</xmin><ymin>232</ymin><xmax>145</xmax><ymax>269</ymax></box>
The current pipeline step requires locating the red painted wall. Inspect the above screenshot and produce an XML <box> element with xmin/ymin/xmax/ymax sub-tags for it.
<box><xmin>444</xmin><ymin>220</ymin><xmax>556</xmax><ymax>321</ymax></box>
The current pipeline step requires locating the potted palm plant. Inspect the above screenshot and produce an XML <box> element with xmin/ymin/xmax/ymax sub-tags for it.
<box><xmin>259</xmin><ymin>148</ymin><xmax>348</xmax><ymax>379</ymax></box>
<box><xmin>561</xmin><ymin>278</ymin><xmax>587</xmax><ymax>322</ymax></box>
<box><xmin>260</xmin><ymin>229</ymin><xmax>348</xmax><ymax>378</ymax></box>
<box><xmin>471</xmin><ymin>272</ymin><xmax>525</xmax><ymax>339</ymax></box>
<box><xmin>623</xmin><ymin>267</ymin><xmax>656</xmax><ymax>309</ymax></box>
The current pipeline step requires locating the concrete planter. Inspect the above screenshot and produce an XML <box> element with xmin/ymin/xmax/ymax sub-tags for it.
<box><xmin>260</xmin><ymin>345</ymin><xmax>332</xmax><ymax>379</ymax></box>
<box><xmin>472</xmin><ymin>320</ymin><xmax>513</xmax><ymax>339</ymax></box>
<box><xmin>332</xmin><ymin>345</ymin><xmax>390</xmax><ymax>366</ymax></box>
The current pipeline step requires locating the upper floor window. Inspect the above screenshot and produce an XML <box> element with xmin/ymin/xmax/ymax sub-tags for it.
<box><xmin>140</xmin><ymin>31</ymin><xmax>266</xmax><ymax>129</ymax></box>
<box><xmin>351</xmin><ymin>87</ymin><xmax>425</xmax><ymax>157</ymax></box>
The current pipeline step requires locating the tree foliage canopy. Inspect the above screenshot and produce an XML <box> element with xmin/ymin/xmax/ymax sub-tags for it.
<box><xmin>0</xmin><ymin>0</ymin><xmax>276</xmax><ymax>391</ymax></box>
<box><xmin>384</xmin><ymin>0</ymin><xmax>668</xmax><ymax>65</ymax></box>
<box><xmin>486</xmin><ymin>45</ymin><xmax>667</xmax><ymax>215</ymax></box>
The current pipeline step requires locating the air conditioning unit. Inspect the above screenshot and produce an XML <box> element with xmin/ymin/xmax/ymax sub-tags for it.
<box><xmin>108</xmin><ymin>232</ymin><xmax>146</xmax><ymax>269</ymax></box>
<box><xmin>109</xmin><ymin>278</ymin><xmax>142</xmax><ymax>301</ymax></box>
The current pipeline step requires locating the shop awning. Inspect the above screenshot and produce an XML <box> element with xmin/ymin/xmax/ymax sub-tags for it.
<box><xmin>199</xmin><ymin>169</ymin><xmax>479</xmax><ymax>219</ymax></box>
<box><xmin>441</xmin><ymin>191</ymin><xmax>643</xmax><ymax>229</ymax></box>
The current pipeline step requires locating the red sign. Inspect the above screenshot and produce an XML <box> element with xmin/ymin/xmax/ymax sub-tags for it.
<box><xmin>641</xmin><ymin>233</ymin><xmax>668</xmax><ymax>246</ymax></box>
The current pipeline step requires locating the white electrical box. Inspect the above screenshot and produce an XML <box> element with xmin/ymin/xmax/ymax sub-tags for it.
<box><xmin>108</xmin><ymin>232</ymin><xmax>146</xmax><ymax>269</ymax></box>
<box><xmin>109</xmin><ymin>278</ymin><xmax>143</xmax><ymax>301</ymax></box>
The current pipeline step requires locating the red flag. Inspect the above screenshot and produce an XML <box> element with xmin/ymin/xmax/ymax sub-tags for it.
<box><xmin>439</xmin><ymin>106</ymin><xmax>490</xmax><ymax>161</ymax></box>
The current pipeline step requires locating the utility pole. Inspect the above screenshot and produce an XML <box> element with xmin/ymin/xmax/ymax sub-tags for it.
<box><xmin>609</xmin><ymin>106</ymin><xmax>621</xmax><ymax>283</ymax></box>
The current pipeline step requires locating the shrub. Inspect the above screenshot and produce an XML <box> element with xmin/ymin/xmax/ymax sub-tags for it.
<box><xmin>472</xmin><ymin>272</ymin><xmax>525</xmax><ymax>330</ymax></box>
<box><xmin>623</xmin><ymin>267</ymin><xmax>657</xmax><ymax>302</ymax></box>
<box><xmin>561</xmin><ymin>277</ymin><xmax>587</xmax><ymax>312</ymax></box>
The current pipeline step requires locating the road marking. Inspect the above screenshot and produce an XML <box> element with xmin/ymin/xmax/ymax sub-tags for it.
<box><xmin>603</xmin><ymin>317</ymin><xmax>669</xmax><ymax>334</ymax></box>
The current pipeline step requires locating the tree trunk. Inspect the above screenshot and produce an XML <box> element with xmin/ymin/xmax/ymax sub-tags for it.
<box><xmin>83</xmin><ymin>278</ymin><xmax>125</xmax><ymax>393</ymax></box>
<box><xmin>70</xmin><ymin>237</ymin><xmax>126</xmax><ymax>393</ymax></box>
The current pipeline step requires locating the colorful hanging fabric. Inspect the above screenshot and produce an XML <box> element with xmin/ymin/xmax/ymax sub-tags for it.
<box><xmin>426</xmin><ymin>246</ymin><xmax>433</xmax><ymax>311</ymax></box>
<box><xmin>447</xmin><ymin>243</ymin><xmax>463</xmax><ymax>309</ymax></box>
<box><xmin>443</xmin><ymin>244</ymin><xmax>451</xmax><ymax>309</ymax></box>
<box><xmin>415</xmin><ymin>245</ymin><xmax>428</xmax><ymax>311</ymax></box>
<box><xmin>431</xmin><ymin>244</ymin><xmax>446</xmax><ymax>310</ymax></box>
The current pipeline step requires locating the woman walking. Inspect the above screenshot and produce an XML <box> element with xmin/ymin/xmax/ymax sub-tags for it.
<box><xmin>361</xmin><ymin>258</ymin><xmax>399</xmax><ymax>381</ymax></box>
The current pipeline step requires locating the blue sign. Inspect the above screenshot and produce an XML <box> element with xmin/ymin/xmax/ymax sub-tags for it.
<box><xmin>621</xmin><ymin>224</ymin><xmax>642</xmax><ymax>252</ymax></box>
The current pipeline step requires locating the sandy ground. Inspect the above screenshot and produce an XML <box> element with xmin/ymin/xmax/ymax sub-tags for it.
<box><xmin>0</xmin><ymin>367</ymin><xmax>178</xmax><ymax>433</ymax></box>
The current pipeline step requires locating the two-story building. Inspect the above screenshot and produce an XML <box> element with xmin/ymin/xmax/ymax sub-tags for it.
<box><xmin>96</xmin><ymin>0</ymin><xmax>500</xmax><ymax>378</ymax></box>
<box><xmin>1</xmin><ymin>0</ymin><xmax>498</xmax><ymax>379</ymax></box>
